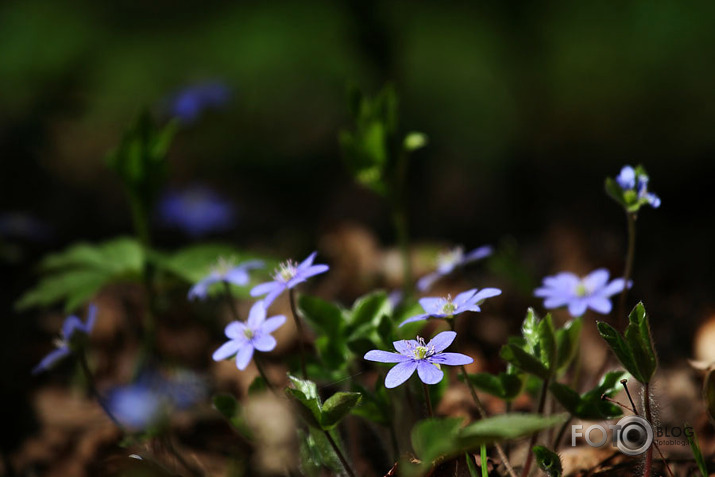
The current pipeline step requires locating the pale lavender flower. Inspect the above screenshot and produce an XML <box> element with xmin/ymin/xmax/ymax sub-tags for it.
<box><xmin>364</xmin><ymin>331</ymin><xmax>473</xmax><ymax>388</ymax></box>
<box><xmin>158</xmin><ymin>185</ymin><xmax>235</xmax><ymax>238</ymax></box>
<box><xmin>417</xmin><ymin>245</ymin><xmax>493</xmax><ymax>291</ymax></box>
<box><xmin>534</xmin><ymin>269</ymin><xmax>630</xmax><ymax>317</ymax></box>
<box><xmin>616</xmin><ymin>165</ymin><xmax>661</xmax><ymax>208</ymax></box>
<box><xmin>106</xmin><ymin>383</ymin><xmax>165</xmax><ymax>430</ymax></box>
<box><xmin>33</xmin><ymin>304</ymin><xmax>97</xmax><ymax>375</ymax></box>
<box><xmin>212</xmin><ymin>301</ymin><xmax>286</xmax><ymax>370</ymax></box>
<box><xmin>250</xmin><ymin>251</ymin><xmax>329</xmax><ymax>307</ymax></box>
<box><xmin>399</xmin><ymin>287</ymin><xmax>502</xmax><ymax>327</ymax></box>
<box><xmin>188</xmin><ymin>258</ymin><xmax>264</xmax><ymax>300</ymax></box>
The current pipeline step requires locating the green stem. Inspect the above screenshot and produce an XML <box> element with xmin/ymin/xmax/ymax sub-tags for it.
<box><xmin>323</xmin><ymin>429</ymin><xmax>356</xmax><ymax>477</ymax></box>
<box><xmin>520</xmin><ymin>379</ymin><xmax>550</xmax><ymax>477</ymax></box>
<box><xmin>480</xmin><ymin>445</ymin><xmax>489</xmax><ymax>477</ymax></box>
<box><xmin>78</xmin><ymin>350</ymin><xmax>124</xmax><ymax>431</ymax></box>
<box><xmin>422</xmin><ymin>382</ymin><xmax>434</xmax><ymax>418</ymax></box>
<box><xmin>618</xmin><ymin>212</ymin><xmax>636</xmax><ymax>329</ymax></box>
<box><xmin>288</xmin><ymin>289</ymin><xmax>308</xmax><ymax>379</ymax></box>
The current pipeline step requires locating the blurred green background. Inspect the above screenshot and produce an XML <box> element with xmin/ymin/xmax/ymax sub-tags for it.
<box><xmin>2</xmin><ymin>0</ymin><xmax>714</xmax><ymax>353</ymax></box>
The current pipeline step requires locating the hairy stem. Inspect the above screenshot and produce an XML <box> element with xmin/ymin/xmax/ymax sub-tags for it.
<box><xmin>520</xmin><ymin>379</ymin><xmax>550</xmax><ymax>477</ymax></box>
<box><xmin>644</xmin><ymin>383</ymin><xmax>653</xmax><ymax>477</ymax></box>
<box><xmin>323</xmin><ymin>429</ymin><xmax>357</xmax><ymax>477</ymax></box>
<box><xmin>422</xmin><ymin>382</ymin><xmax>434</xmax><ymax>418</ymax></box>
<box><xmin>78</xmin><ymin>351</ymin><xmax>124</xmax><ymax>430</ymax></box>
<box><xmin>288</xmin><ymin>289</ymin><xmax>308</xmax><ymax>379</ymax></box>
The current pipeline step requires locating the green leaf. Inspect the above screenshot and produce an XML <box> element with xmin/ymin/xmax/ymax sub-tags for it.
<box><xmin>550</xmin><ymin>371</ymin><xmax>625</xmax><ymax>420</ymax></box>
<box><xmin>299</xmin><ymin>295</ymin><xmax>345</xmax><ymax>339</ymax></box>
<box><xmin>500</xmin><ymin>343</ymin><xmax>550</xmax><ymax>380</ymax></box>
<box><xmin>411</xmin><ymin>417</ymin><xmax>464</xmax><ymax>463</ymax></box>
<box><xmin>299</xmin><ymin>427</ymin><xmax>343</xmax><ymax>475</ymax></box>
<box><xmin>536</xmin><ymin>313</ymin><xmax>557</xmax><ymax>370</ymax></box>
<box><xmin>624</xmin><ymin>303</ymin><xmax>657</xmax><ymax>384</ymax></box>
<box><xmin>16</xmin><ymin>237</ymin><xmax>144</xmax><ymax>312</ymax></box>
<box><xmin>597</xmin><ymin>321</ymin><xmax>642</xmax><ymax>382</ymax></box>
<box><xmin>532</xmin><ymin>446</ymin><xmax>563</xmax><ymax>477</ymax></box>
<box><xmin>555</xmin><ymin>317</ymin><xmax>582</xmax><ymax>371</ymax></box>
<box><xmin>464</xmin><ymin>372</ymin><xmax>524</xmax><ymax>401</ymax></box>
<box><xmin>320</xmin><ymin>392</ymin><xmax>362</xmax><ymax>429</ymax></box>
<box><xmin>212</xmin><ymin>393</ymin><xmax>238</xmax><ymax>421</ymax></box>
<box><xmin>686</xmin><ymin>425</ymin><xmax>708</xmax><ymax>477</ymax></box>
<box><xmin>247</xmin><ymin>376</ymin><xmax>267</xmax><ymax>395</ymax></box>
<box><xmin>548</xmin><ymin>383</ymin><xmax>582</xmax><ymax>415</ymax></box>
<box><xmin>348</xmin><ymin>291</ymin><xmax>390</xmax><ymax>330</ymax></box>
<box><xmin>286</xmin><ymin>375</ymin><xmax>322</xmax><ymax>427</ymax></box>
<box><xmin>466</xmin><ymin>451</ymin><xmax>481</xmax><ymax>477</ymax></box>
<box><xmin>605</xmin><ymin>177</ymin><xmax>627</xmax><ymax>209</ymax></box>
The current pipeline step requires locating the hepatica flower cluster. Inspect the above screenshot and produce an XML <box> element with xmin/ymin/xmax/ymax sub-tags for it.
<box><xmin>26</xmin><ymin>97</ymin><xmax>671</xmax><ymax>477</ymax></box>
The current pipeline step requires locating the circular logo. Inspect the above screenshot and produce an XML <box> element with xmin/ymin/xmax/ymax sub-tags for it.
<box><xmin>615</xmin><ymin>416</ymin><xmax>653</xmax><ymax>456</ymax></box>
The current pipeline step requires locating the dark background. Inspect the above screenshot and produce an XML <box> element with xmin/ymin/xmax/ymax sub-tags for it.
<box><xmin>2</xmin><ymin>0</ymin><xmax>714</xmax><ymax>392</ymax></box>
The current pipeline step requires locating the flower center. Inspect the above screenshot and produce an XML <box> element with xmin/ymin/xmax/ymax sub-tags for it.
<box><xmin>212</xmin><ymin>257</ymin><xmax>234</xmax><ymax>276</ymax></box>
<box><xmin>437</xmin><ymin>246</ymin><xmax>464</xmax><ymax>270</ymax></box>
<box><xmin>411</xmin><ymin>337</ymin><xmax>434</xmax><ymax>360</ymax></box>
<box><xmin>440</xmin><ymin>294</ymin><xmax>457</xmax><ymax>316</ymax></box>
<box><xmin>575</xmin><ymin>281</ymin><xmax>589</xmax><ymax>297</ymax></box>
<box><xmin>243</xmin><ymin>328</ymin><xmax>254</xmax><ymax>339</ymax></box>
<box><xmin>274</xmin><ymin>260</ymin><xmax>297</xmax><ymax>282</ymax></box>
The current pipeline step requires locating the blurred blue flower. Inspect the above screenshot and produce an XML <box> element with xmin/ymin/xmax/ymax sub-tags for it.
<box><xmin>213</xmin><ymin>301</ymin><xmax>286</xmax><ymax>370</ymax></box>
<box><xmin>250</xmin><ymin>251</ymin><xmax>329</xmax><ymax>307</ymax></box>
<box><xmin>417</xmin><ymin>245</ymin><xmax>493</xmax><ymax>291</ymax></box>
<box><xmin>106</xmin><ymin>383</ymin><xmax>166</xmax><ymax>430</ymax></box>
<box><xmin>615</xmin><ymin>165</ymin><xmax>661</xmax><ymax>208</ymax></box>
<box><xmin>364</xmin><ymin>331</ymin><xmax>473</xmax><ymax>388</ymax></box>
<box><xmin>167</xmin><ymin>81</ymin><xmax>231</xmax><ymax>124</ymax></box>
<box><xmin>0</xmin><ymin>212</ymin><xmax>52</xmax><ymax>242</ymax></box>
<box><xmin>188</xmin><ymin>258</ymin><xmax>264</xmax><ymax>300</ymax></box>
<box><xmin>534</xmin><ymin>269</ymin><xmax>631</xmax><ymax>317</ymax></box>
<box><xmin>33</xmin><ymin>304</ymin><xmax>97</xmax><ymax>375</ymax></box>
<box><xmin>158</xmin><ymin>185</ymin><xmax>235</xmax><ymax>238</ymax></box>
<box><xmin>399</xmin><ymin>287</ymin><xmax>501</xmax><ymax>327</ymax></box>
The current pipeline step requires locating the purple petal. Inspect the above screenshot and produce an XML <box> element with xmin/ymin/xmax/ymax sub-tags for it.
<box><xmin>568</xmin><ymin>299</ymin><xmax>588</xmax><ymax>318</ymax></box>
<box><xmin>261</xmin><ymin>315</ymin><xmax>286</xmax><ymax>334</ymax></box>
<box><xmin>416</xmin><ymin>272</ymin><xmax>441</xmax><ymax>292</ymax></box>
<box><xmin>252</xmin><ymin>333</ymin><xmax>277</xmax><ymax>352</ymax></box>
<box><xmin>542</xmin><ymin>272</ymin><xmax>579</xmax><ymax>291</ymax></box>
<box><xmin>297</xmin><ymin>251</ymin><xmax>318</xmax><ymax>270</ymax></box>
<box><xmin>235</xmin><ymin>344</ymin><xmax>254</xmax><ymax>370</ymax></box>
<box><xmin>419</xmin><ymin>297</ymin><xmax>443</xmax><ymax>314</ymax></box>
<box><xmin>393</xmin><ymin>340</ymin><xmax>418</xmax><ymax>354</ymax></box>
<box><xmin>453</xmin><ymin>289</ymin><xmax>478</xmax><ymax>307</ymax></box>
<box><xmin>587</xmin><ymin>296</ymin><xmax>612</xmax><ymax>315</ymax></box>
<box><xmin>84</xmin><ymin>304</ymin><xmax>98</xmax><ymax>333</ymax></box>
<box><xmin>463</xmin><ymin>245</ymin><xmax>493</xmax><ymax>263</ymax></box>
<box><xmin>32</xmin><ymin>347</ymin><xmax>71</xmax><ymax>374</ymax></box>
<box><xmin>212</xmin><ymin>339</ymin><xmax>242</xmax><ymax>361</ymax></box>
<box><xmin>223</xmin><ymin>268</ymin><xmax>250</xmax><ymax>287</ymax></box>
<box><xmin>472</xmin><ymin>288</ymin><xmax>502</xmax><ymax>303</ymax></box>
<box><xmin>427</xmin><ymin>331</ymin><xmax>457</xmax><ymax>353</ymax></box>
<box><xmin>417</xmin><ymin>361</ymin><xmax>444</xmax><ymax>385</ymax></box>
<box><xmin>188</xmin><ymin>275</ymin><xmax>220</xmax><ymax>300</ymax></box>
<box><xmin>225</xmin><ymin>321</ymin><xmax>247</xmax><ymax>339</ymax></box>
<box><xmin>384</xmin><ymin>360</ymin><xmax>418</xmax><ymax>388</ymax></box>
<box><xmin>398</xmin><ymin>314</ymin><xmax>430</xmax><ymax>327</ymax></box>
<box><xmin>543</xmin><ymin>296</ymin><xmax>570</xmax><ymax>309</ymax></box>
<box><xmin>600</xmin><ymin>278</ymin><xmax>630</xmax><ymax>297</ymax></box>
<box><xmin>431</xmin><ymin>352</ymin><xmax>474</xmax><ymax>366</ymax></box>
<box><xmin>237</xmin><ymin>259</ymin><xmax>264</xmax><ymax>270</ymax></box>
<box><xmin>583</xmin><ymin>269</ymin><xmax>610</xmax><ymax>291</ymax></box>
<box><xmin>62</xmin><ymin>316</ymin><xmax>83</xmax><ymax>339</ymax></box>
<box><xmin>364</xmin><ymin>350</ymin><xmax>411</xmax><ymax>363</ymax></box>
<box><xmin>262</xmin><ymin>286</ymin><xmax>286</xmax><ymax>308</ymax></box>
<box><xmin>250</xmin><ymin>281</ymin><xmax>282</xmax><ymax>297</ymax></box>
<box><xmin>247</xmin><ymin>301</ymin><xmax>267</xmax><ymax>329</ymax></box>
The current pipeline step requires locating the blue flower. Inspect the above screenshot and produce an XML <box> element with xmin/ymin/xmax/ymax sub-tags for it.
<box><xmin>212</xmin><ymin>301</ymin><xmax>286</xmax><ymax>370</ymax></box>
<box><xmin>364</xmin><ymin>331</ymin><xmax>473</xmax><ymax>388</ymax></box>
<box><xmin>615</xmin><ymin>165</ymin><xmax>661</xmax><ymax>209</ymax></box>
<box><xmin>417</xmin><ymin>245</ymin><xmax>493</xmax><ymax>291</ymax></box>
<box><xmin>33</xmin><ymin>304</ymin><xmax>97</xmax><ymax>375</ymax></box>
<box><xmin>106</xmin><ymin>383</ymin><xmax>166</xmax><ymax>430</ymax></box>
<box><xmin>399</xmin><ymin>287</ymin><xmax>501</xmax><ymax>327</ymax></box>
<box><xmin>534</xmin><ymin>269</ymin><xmax>630</xmax><ymax>317</ymax></box>
<box><xmin>250</xmin><ymin>251</ymin><xmax>329</xmax><ymax>307</ymax></box>
<box><xmin>188</xmin><ymin>258</ymin><xmax>264</xmax><ymax>300</ymax></box>
<box><xmin>158</xmin><ymin>185</ymin><xmax>235</xmax><ymax>238</ymax></box>
<box><xmin>167</xmin><ymin>81</ymin><xmax>231</xmax><ymax>124</ymax></box>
